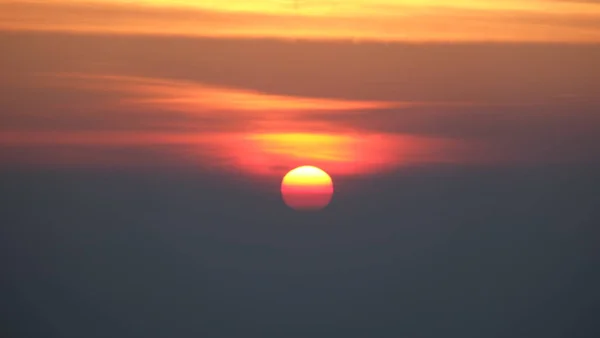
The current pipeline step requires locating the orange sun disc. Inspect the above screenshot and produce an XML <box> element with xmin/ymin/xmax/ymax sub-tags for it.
<box><xmin>281</xmin><ymin>165</ymin><xmax>334</xmax><ymax>211</ymax></box>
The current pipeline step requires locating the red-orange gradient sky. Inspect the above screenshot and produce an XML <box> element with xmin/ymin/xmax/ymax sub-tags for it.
<box><xmin>0</xmin><ymin>1</ymin><xmax>599</xmax><ymax>175</ymax></box>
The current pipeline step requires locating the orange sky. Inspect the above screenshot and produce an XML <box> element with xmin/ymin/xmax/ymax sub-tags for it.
<box><xmin>1</xmin><ymin>3</ymin><xmax>599</xmax><ymax>174</ymax></box>
<box><xmin>2</xmin><ymin>0</ymin><xmax>600</xmax><ymax>42</ymax></box>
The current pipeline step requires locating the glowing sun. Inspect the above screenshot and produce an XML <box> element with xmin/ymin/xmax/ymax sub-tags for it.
<box><xmin>281</xmin><ymin>165</ymin><xmax>334</xmax><ymax>211</ymax></box>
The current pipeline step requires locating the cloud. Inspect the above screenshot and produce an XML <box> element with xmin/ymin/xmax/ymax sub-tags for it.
<box><xmin>18</xmin><ymin>72</ymin><xmax>424</xmax><ymax>134</ymax></box>
<box><xmin>2</xmin><ymin>0</ymin><xmax>600</xmax><ymax>42</ymax></box>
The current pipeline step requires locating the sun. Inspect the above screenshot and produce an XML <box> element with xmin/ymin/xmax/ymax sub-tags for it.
<box><xmin>281</xmin><ymin>165</ymin><xmax>334</xmax><ymax>211</ymax></box>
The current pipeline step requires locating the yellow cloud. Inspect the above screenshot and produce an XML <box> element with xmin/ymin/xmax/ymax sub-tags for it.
<box><xmin>2</xmin><ymin>0</ymin><xmax>600</xmax><ymax>42</ymax></box>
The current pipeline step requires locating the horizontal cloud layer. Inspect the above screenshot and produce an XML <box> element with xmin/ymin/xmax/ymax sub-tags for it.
<box><xmin>2</xmin><ymin>0</ymin><xmax>600</xmax><ymax>42</ymax></box>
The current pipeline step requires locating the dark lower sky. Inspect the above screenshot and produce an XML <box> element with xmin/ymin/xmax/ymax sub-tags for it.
<box><xmin>2</xmin><ymin>165</ymin><xmax>599</xmax><ymax>337</ymax></box>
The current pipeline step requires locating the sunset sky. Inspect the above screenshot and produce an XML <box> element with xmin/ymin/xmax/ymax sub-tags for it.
<box><xmin>2</xmin><ymin>2</ymin><xmax>600</xmax><ymax>337</ymax></box>
<box><xmin>2</xmin><ymin>6</ymin><xmax>599</xmax><ymax>175</ymax></box>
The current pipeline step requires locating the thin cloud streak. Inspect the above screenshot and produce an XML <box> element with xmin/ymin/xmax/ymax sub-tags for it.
<box><xmin>32</xmin><ymin>72</ymin><xmax>452</xmax><ymax>133</ymax></box>
<box><xmin>2</xmin><ymin>1</ymin><xmax>600</xmax><ymax>42</ymax></box>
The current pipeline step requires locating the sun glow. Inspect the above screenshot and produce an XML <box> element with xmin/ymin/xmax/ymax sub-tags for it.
<box><xmin>0</xmin><ymin>130</ymin><xmax>465</xmax><ymax>173</ymax></box>
<box><xmin>234</xmin><ymin>132</ymin><xmax>461</xmax><ymax>176</ymax></box>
